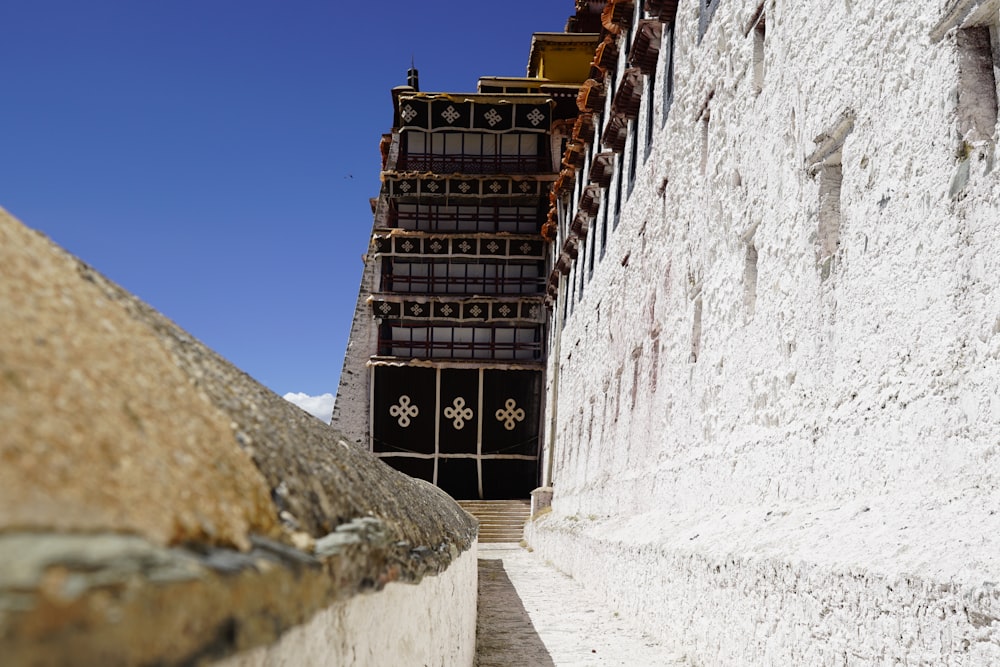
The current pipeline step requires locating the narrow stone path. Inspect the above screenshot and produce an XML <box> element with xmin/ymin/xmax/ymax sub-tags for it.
<box><xmin>475</xmin><ymin>544</ymin><xmax>688</xmax><ymax>666</ymax></box>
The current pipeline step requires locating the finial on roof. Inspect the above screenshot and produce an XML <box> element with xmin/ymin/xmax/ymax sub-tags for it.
<box><xmin>407</xmin><ymin>57</ymin><xmax>419</xmax><ymax>92</ymax></box>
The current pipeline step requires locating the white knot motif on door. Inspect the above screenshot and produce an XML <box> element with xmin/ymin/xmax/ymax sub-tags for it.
<box><xmin>389</xmin><ymin>395</ymin><xmax>419</xmax><ymax>428</ymax></box>
<box><xmin>495</xmin><ymin>398</ymin><xmax>525</xmax><ymax>431</ymax></box>
<box><xmin>444</xmin><ymin>397</ymin><xmax>474</xmax><ymax>430</ymax></box>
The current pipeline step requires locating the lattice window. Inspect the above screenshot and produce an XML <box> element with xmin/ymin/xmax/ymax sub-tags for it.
<box><xmin>383</xmin><ymin>257</ymin><xmax>544</xmax><ymax>296</ymax></box>
<box><xmin>400</xmin><ymin>132</ymin><xmax>546</xmax><ymax>173</ymax></box>
<box><xmin>379</xmin><ymin>323</ymin><xmax>543</xmax><ymax>361</ymax></box>
<box><xmin>395</xmin><ymin>203</ymin><xmax>542</xmax><ymax>234</ymax></box>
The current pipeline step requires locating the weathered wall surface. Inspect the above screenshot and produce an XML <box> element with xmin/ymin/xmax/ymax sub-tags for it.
<box><xmin>0</xmin><ymin>208</ymin><xmax>477</xmax><ymax>665</ymax></box>
<box><xmin>531</xmin><ymin>0</ymin><xmax>1000</xmax><ymax>663</ymax></box>
<box><xmin>330</xmin><ymin>236</ymin><xmax>379</xmax><ymax>447</ymax></box>
<box><xmin>222</xmin><ymin>545</ymin><xmax>477</xmax><ymax>667</ymax></box>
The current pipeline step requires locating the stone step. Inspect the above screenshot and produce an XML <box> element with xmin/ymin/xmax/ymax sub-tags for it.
<box><xmin>457</xmin><ymin>499</ymin><xmax>531</xmax><ymax>544</ymax></box>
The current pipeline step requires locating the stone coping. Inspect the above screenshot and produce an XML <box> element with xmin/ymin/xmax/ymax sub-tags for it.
<box><xmin>0</xmin><ymin>208</ymin><xmax>477</xmax><ymax>664</ymax></box>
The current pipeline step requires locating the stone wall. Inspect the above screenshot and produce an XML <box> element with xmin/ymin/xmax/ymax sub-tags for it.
<box><xmin>330</xmin><ymin>229</ymin><xmax>380</xmax><ymax>447</ymax></box>
<box><xmin>529</xmin><ymin>0</ymin><xmax>1000</xmax><ymax>663</ymax></box>
<box><xmin>0</xmin><ymin>208</ymin><xmax>477</xmax><ymax>665</ymax></box>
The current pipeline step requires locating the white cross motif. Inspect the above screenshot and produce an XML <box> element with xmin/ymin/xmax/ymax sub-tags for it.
<box><xmin>401</xmin><ymin>240</ymin><xmax>414</xmax><ymax>252</ymax></box>
<box><xmin>458</xmin><ymin>182</ymin><xmax>471</xmax><ymax>193</ymax></box>
<box><xmin>486</xmin><ymin>241</ymin><xmax>500</xmax><ymax>253</ymax></box>
<box><xmin>489</xmin><ymin>181</ymin><xmax>502</xmax><ymax>193</ymax></box>
<box><xmin>426</xmin><ymin>181</ymin><xmax>439</xmax><ymax>192</ymax></box>
<box><xmin>441</xmin><ymin>105</ymin><xmax>460</xmax><ymax>123</ymax></box>
<box><xmin>458</xmin><ymin>241</ymin><xmax>472</xmax><ymax>252</ymax></box>
<box><xmin>400</xmin><ymin>104</ymin><xmax>418</xmax><ymax>123</ymax></box>
<box><xmin>398</xmin><ymin>181</ymin><xmax>412</xmax><ymax>192</ymax></box>
<box><xmin>519</xmin><ymin>181</ymin><xmax>532</xmax><ymax>193</ymax></box>
<box><xmin>444</xmin><ymin>397</ymin><xmax>474</xmax><ymax>430</ymax></box>
<box><xmin>410</xmin><ymin>303</ymin><xmax>423</xmax><ymax>316</ymax></box>
<box><xmin>526</xmin><ymin>108</ymin><xmax>545</xmax><ymax>126</ymax></box>
<box><xmin>528</xmin><ymin>305</ymin><xmax>541</xmax><ymax>319</ymax></box>
<box><xmin>496</xmin><ymin>398</ymin><xmax>526</xmax><ymax>431</ymax></box>
<box><xmin>520</xmin><ymin>242</ymin><xmax>532</xmax><ymax>254</ymax></box>
<box><xmin>469</xmin><ymin>305</ymin><xmax>483</xmax><ymax>317</ymax></box>
<box><xmin>379</xmin><ymin>302</ymin><xmax>392</xmax><ymax>315</ymax></box>
<box><xmin>389</xmin><ymin>395</ymin><xmax>419</xmax><ymax>428</ymax></box>
<box><xmin>440</xmin><ymin>304</ymin><xmax>454</xmax><ymax>316</ymax></box>
<box><xmin>484</xmin><ymin>108</ymin><xmax>503</xmax><ymax>127</ymax></box>
<box><xmin>498</xmin><ymin>304</ymin><xmax>511</xmax><ymax>317</ymax></box>
<box><xmin>430</xmin><ymin>240</ymin><xmax>443</xmax><ymax>252</ymax></box>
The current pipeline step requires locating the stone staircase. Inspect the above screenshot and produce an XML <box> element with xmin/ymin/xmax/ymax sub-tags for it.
<box><xmin>457</xmin><ymin>499</ymin><xmax>531</xmax><ymax>543</ymax></box>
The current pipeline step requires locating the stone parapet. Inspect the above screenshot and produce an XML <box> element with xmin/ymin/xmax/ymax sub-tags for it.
<box><xmin>0</xmin><ymin>208</ymin><xmax>477</xmax><ymax>665</ymax></box>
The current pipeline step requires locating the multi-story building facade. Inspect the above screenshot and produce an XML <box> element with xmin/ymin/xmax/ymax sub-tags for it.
<box><xmin>332</xmin><ymin>33</ymin><xmax>597</xmax><ymax>500</ymax></box>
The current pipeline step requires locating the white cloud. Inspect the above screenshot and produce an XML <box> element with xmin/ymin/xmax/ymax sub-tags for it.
<box><xmin>283</xmin><ymin>392</ymin><xmax>335</xmax><ymax>424</ymax></box>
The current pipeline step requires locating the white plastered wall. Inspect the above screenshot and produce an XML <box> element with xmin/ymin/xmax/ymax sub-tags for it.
<box><xmin>531</xmin><ymin>0</ymin><xmax>1000</xmax><ymax>663</ymax></box>
<box><xmin>218</xmin><ymin>545</ymin><xmax>477</xmax><ymax>667</ymax></box>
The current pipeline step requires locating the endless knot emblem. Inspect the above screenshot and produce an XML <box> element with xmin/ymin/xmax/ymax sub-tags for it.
<box><xmin>469</xmin><ymin>305</ymin><xmax>483</xmax><ymax>317</ymax></box>
<box><xmin>400</xmin><ymin>104</ymin><xmax>418</xmax><ymax>123</ymax></box>
<box><xmin>458</xmin><ymin>182</ymin><xmax>471</xmax><ymax>193</ymax></box>
<box><xmin>483</xmin><ymin>108</ymin><xmax>503</xmax><ymax>127</ymax></box>
<box><xmin>458</xmin><ymin>241</ymin><xmax>472</xmax><ymax>252</ymax></box>
<box><xmin>528</xmin><ymin>305</ymin><xmax>541</xmax><ymax>319</ymax></box>
<box><xmin>440</xmin><ymin>304</ymin><xmax>454</xmax><ymax>316</ymax></box>
<box><xmin>389</xmin><ymin>395</ymin><xmax>419</xmax><ymax>428</ymax></box>
<box><xmin>498</xmin><ymin>304</ymin><xmax>512</xmax><ymax>317</ymax></box>
<box><xmin>410</xmin><ymin>303</ymin><xmax>423</xmax><ymax>316</ymax></box>
<box><xmin>520</xmin><ymin>242</ymin><xmax>533</xmax><ymax>254</ymax></box>
<box><xmin>526</xmin><ymin>108</ymin><xmax>545</xmax><ymax>126</ymax></box>
<box><xmin>378</xmin><ymin>302</ymin><xmax>392</xmax><ymax>315</ymax></box>
<box><xmin>443</xmin><ymin>397</ymin><xmax>474</xmax><ymax>430</ymax></box>
<box><xmin>398</xmin><ymin>181</ymin><xmax>412</xmax><ymax>192</ymax></box>
<box><xmin>401</xmin><ymin>240</ymin><xmax>414</xmax><ymax>252</ymax></box>
<box><xmin>489</xmin><ymin>181</ymin><xmax>502</xmax><ymax>193</ymax></box>
<box><xmin>441</xmin><ymin>105</ymin><xmax>460</xmax><ymax>124</ymax></box>
<box><xmin>495</xmin><ymin>398</ymin><xmax>525</xmax><ymax>431</ymax></box>
<box><xmin>519</xmin><ymin>181</ymin><xmax>532</xmax><ymax>192</ymax></box>
<box><xmin>429</xmin><ymin>240</ymin><xmax>443</xmax><ymax>252</ymax></box>
<box><xmin>426</xmin><ymin>181</ymin><xmax>439</xmax><ymax>192</ymax></box>
<box><xmin>486</xmin><ymin>241</ymin><xmax>500</xmax><ymax>253</ymax></box>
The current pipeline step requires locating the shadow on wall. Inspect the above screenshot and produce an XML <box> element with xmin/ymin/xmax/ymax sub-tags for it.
<box><xmin>476</xmin><ymin>558</ymin><xmax>555</xmax><ymax>667</ymax></box>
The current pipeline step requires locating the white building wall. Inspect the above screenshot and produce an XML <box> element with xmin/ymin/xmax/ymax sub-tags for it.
<box><xmin>531</xmin><ymin>0</ymin><xmax>1000</xmax><ymax>662</ymax></box>
<box><xmin>219</xmin><ymin>545</ymin><xmax>478</xmax><ymax>667</ymax></box>
<box><xmin>330</xmin><ymin>228</ymin><xmax>380</xmax><ymax>448</ymax></box>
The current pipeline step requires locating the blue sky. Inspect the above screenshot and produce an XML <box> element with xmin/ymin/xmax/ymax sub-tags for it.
<box><xmin>0</xmin><ymin>1</ymin><xmax>572</xmax><ymax>402</ymax></box>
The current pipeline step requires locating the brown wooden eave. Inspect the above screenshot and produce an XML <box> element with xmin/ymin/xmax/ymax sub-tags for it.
<box><xmin>601</xmin><ymin>0</ymin><xmax>635</xmax><ymax>35</ymax></box>
<box><xmin>644</xmin><ymin>0</ymin><xmax>679</xmax><ymax>23</ymax></box>
<box><xmin>572</xmin><ymin>113</ymin><xmax>596</xmax><ymax>145</ymax></box>
<box><xmin>591</xmin><ymin>35</ymin><xmax>619</xmax><ymax>76</ymax></box>
<box><xmin>611</xmin><ymin>67</ymin><xmax>644</xmax><ymax>120</ymax></box>
<box><xmin>629</xmin><ymin>19</ymin><xmax>663</xmax><ymax>75</ymax></box>
<box><xmin>590</xmin><ymin>151</ymin><xmax>615</xmax><ymax>187</ymax></box>
<box><xmin>576</xmin><ymin>78</ymin><xmax>606</xmax><ymax>113</ymax></box>
<box><xmin>601</xmin><ymin>113</ymin><xmax>628</xmax><ymax>153</ymax></box>
<box><xmin>579</xmin><ymin>183</ymin><xmax>602</xmax><ymax>216</ymax></box>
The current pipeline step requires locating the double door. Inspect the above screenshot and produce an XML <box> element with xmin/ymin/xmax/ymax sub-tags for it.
<box><xmin>371</xmin><ymin>365</ymin><xmax>541</xmax><ymax>499</ymax></box>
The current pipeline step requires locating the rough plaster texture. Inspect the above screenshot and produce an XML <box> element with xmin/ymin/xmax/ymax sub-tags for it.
<box><xmin>0</xmin><ymin>208</ymin><xmax>476</xmax><ymax>664</ymax></box>
<box><xmin>531</xmin><ymin>0</ymin><xmax>1000</xmax><ymax>663</ymax></box>
<box><xmin>330</xmin><ymin>238</ymin><xmax>380</xmax><ymax>448</ymax></box>
<box><xmin>221</xmin><ymin>545</ymin><xmax>477</xmax><ymax>667</ymax></box>
<box><xmin>476</xmin><ymin>544</ymin><xmax>687</xmax><ymax>666</ymax></box>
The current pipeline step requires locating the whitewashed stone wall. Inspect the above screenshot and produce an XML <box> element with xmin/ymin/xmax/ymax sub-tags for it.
<box><xmin>530</xmin><ymin>0</ymin><xmax>1000</xmax><ymax>663</ymax></box>
<box><xmin>330</xmin><ymin>215</ymin><xmax>381</xmax><ymax>448</ymax></box>
<box><xmin>220</xmin><ymin>545</ymin><xmax>477</xmax><ymax>667</ymax></box>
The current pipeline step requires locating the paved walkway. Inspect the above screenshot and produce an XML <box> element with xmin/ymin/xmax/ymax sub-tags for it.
<box><xmin>475</xmin><ymin>544</ymin><xmax>688</xmax><ymax>666</ymax></box>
